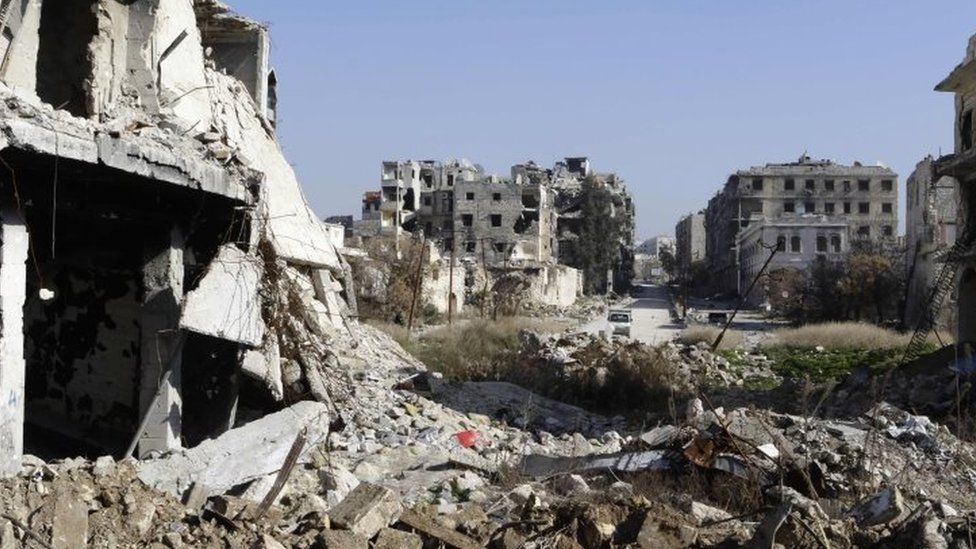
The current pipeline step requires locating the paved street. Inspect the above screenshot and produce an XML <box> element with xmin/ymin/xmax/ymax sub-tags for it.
<box><xmin>584</xmin><ymin>284</ymin><xmax>682</xmax><ymax>345</ymax></box>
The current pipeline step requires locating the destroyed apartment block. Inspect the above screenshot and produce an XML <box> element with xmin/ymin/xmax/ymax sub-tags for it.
<box><xmin>932</xmin><ymin>32</ymin><xmax>976</xmax><ymax>347</ymax></box>
<box><xmin>350</xmin><ymin>156</ymin><xmax>635</xmax><ymax>311</ymax></box>
<box><xmin>904</xmin><ymin>156</ymin><xmax>960</xmax><ymax>335</ymax></box>
<box><xmin>0</xmin><ymin>0</ymin><xmax>357</xmax><ymax>479</ymax></box>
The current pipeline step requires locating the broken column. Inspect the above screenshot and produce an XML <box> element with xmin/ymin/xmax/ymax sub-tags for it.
<box><xmin>138</xmin><ymin>227</ymin><xmax>185</xmax><ymax>458</ymax></box>
<box><xmin>0</xmin><ymin>207</ymin><xmax>28</xmax><ymax>477</ymax></box>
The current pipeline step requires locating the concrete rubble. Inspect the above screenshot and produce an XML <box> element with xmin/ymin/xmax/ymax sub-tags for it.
<box><xmin>0</xmin><ymin>1</ymin><xmax>975</xmax><ymax>548</ymax></box>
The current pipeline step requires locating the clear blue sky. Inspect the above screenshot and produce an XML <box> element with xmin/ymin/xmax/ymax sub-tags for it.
<box><xmin>230</xmin><ymin>0</ymin><xmax>974</xmax><ymax>240</ymax></box>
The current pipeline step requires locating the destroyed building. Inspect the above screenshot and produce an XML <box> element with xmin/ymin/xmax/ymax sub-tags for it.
<box><xmin>352</xmin><ymin>156</ymin><xmax>635</xmax><ymax>304</ymax></box>
<box><xmin>904</xmin><ymin>156</ymin><xmax>959</xmax><ymax>333</ymax></box>
<box><xmin>933</xmin><ymin>33</ymin><xmax>976</xmax><ymax>345</ymax></box>
<box><xmin>0</xmin><ymin>0</ymin><xmax>358</xmax><ymax>476</ymax></box>
<box><xmin>704</xmin><ymin>155</ymin><xmax>899</xmax><ymax>297</ymax></box>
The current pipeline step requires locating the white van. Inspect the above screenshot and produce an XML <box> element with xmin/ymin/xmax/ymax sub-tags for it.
<box><xmin>608</xmin><ymin>309</ymin><xmax>632</xmax><ymax>337</ymax></box>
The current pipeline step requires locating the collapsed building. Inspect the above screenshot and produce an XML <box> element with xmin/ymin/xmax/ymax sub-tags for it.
<box><xmin>932</xmin><ymin>32</ymin><xmax>976</xmax><ymax>346</ymax></box>
<box><xmin>904</xmin><ymin>156</ymin><xmax>959</xmax><ymax>334</ymax></box>
<box><xmin>351</xmin><ymin>156</ymin><xmax>635</xmax><ymax>312</ymax></box>
<box><xmin>0</xmin><ymin>0</ymin><xmax>359</xmax><ymax>476</ymax></box>
<box><xmin>704</xmin><ymin>155</ymin><xmax>899</xmax><ymax>302</ymax></box>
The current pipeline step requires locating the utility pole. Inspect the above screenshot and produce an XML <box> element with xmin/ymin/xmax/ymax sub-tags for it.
<box><xmin>407</xmin><ymin>233</ymin><xmax>427</xmax><ymax>331</ymax></box>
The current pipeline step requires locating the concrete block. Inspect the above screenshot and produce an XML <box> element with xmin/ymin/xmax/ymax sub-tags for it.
<box><xmin>52</xmin><ymin>491</ymin><xmax>88</xmax><ymax>549</ymax></box>
<box><xmin>328</xmin><ymin>483</ymin><xmax>403</xmax><ymax>540</ymax></box>
<box><xmin>136</xmin><ymin>401</ymin><xmax>328</xmax><ymax>497</ymax></box>
<box><xmin>373</xmin><ymin>528</ymin><xmax>422</xmax><ymax>549</ymax></box>
<box><xmin>317</xmin><ymin>530</ymin><xmax>368</xmax><ymax>549</ymax></box>
<box><xmin>180</xmin><ymin>245</ymin><xmax>265</xmax><ymax>346</ymax></box>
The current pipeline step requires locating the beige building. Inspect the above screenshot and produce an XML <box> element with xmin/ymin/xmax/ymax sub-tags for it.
<box><xmin>674</xmin><ymin>212</ymin><xmax>706</xmax><ymax>281</ymax></box>
<box><xmin>705</xmin><ymin>155</ymin><xmax>899</xmax><ymax>295</ymax></box>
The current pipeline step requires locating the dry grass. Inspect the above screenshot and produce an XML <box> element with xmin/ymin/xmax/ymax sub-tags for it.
<box><xmin>764</xmin><ymin>322</ymin><xmax>912</xmax><ymax>350</ymax></box>
<box><xmin>370</xmin><ymin>317</ymin><xmax>569</xmax><ymax>379</ymax></box>
<box><xmin>678</xmin><ymin>325</ymin><xmax>744</xmax><ymax>350</ymax></box>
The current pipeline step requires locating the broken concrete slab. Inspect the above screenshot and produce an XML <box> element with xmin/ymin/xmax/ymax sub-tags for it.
<box><xmin>241</xmin><ymin>339</ymin><xmax>284</xmax><ymax>401</ymax></box>
<box><xmin>136</xmin><ymin>401</ymin><xmax>328</xmax><ymax>497</ymax></box>
<box><xmin>329</xmin><ymin>482</ymin><xmax>403</xmax><ymax>540</ymax></box>
<box><xmin>685</xmin><ymin>501</ymin><xmax>732</xmax><ymax>525</ymax></box>
<box><xmin>849</xmin><ymin>486</ymin><xmax>905</xmax><ymax>527</ymax></box>
<box><xmin>398</xmin><ymin>508</ymin><xmax>482</xmax><ymax>549</ymax></box>
<box><xmin>639</xmin><ymin>425</ymin><xmax>677</xmax><ymax>448</ymax></box>
<box><xmin>180</xmin><ymin>244</ymin><xmax>265</xmax><ymax>346</ymax></box>
<box><xmin>51</xmin><ymin>490</ymin><xmax>88</xmax><ymax>549</ymax></box>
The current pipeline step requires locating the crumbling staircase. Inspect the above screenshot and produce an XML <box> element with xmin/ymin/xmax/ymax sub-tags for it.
<box><xmin>902</xmin><ymin>223</ymin><xmax>976</xmax><ymax>362</ymax></box>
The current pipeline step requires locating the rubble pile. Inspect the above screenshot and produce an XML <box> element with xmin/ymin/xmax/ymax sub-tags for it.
<box><xmin>515</xmin><ymin>331</ymin><xmax>779</xmax><ymax>412</ymax></box>
<box><xmin>6</xmin><ymin>389</ymin><xmax>976</xmax><ymax>548</ymax></box>
<box><xmin>521</xmin><ymin>295</ymin><xmax>609</xmax><ymax>322</ymax></box>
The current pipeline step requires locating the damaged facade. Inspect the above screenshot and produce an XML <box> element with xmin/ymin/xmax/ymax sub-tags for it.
<box><xmin>904</xmin><ymin>156</ymin><xmax>959</xmax><ymax>333</ymax></box>
<box><xmin>704</xmin><ymin>156</ymin><xmax>899</xmax><ymax>299</ymax></box>
<box><xmin>0</xmin><ymin>0</ymin><xmax>355</xmax><ymax>475</ymax></box>
<box><xmin>933</xmin><ymin>33</ymin><xmax>976</xmax><ymax>345</ymax></box>
<box><xmin>353</xmin><ymin>156</ymin><xmax>634</xmax><ymax>306</ymax></box>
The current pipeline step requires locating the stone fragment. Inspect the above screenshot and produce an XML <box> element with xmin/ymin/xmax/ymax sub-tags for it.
<box><xmin>398</xmin><ymin>508</ymin><xmax>482</xmax><ymax>549</ymax></box>
<box><xmin>0</xmin><ymin>520</ymin><xmax>16</xmax><ymax>549</ymax></box>
<box><xmin>373</xmin><ymin>528</ymin><xmax>422</xmax><ymax>549</ymax></box>
<box><xmin>254</xmin><ymin>534</ymin><xmax>288</xmax><ymax>549</ymax></box>
<box><xmin>181</xmin><ymin>482</ymin><xmax>209</xmax><ymax>511</ymax></box>
<box><xmin>137</xmin><ymin>401</ymin><xmax>329</xmax><ymax>496</ymax></box>
<box><xmin>552</xmin><ymin>474</ymin><xmax>589</xmax><ymax>496</ymax></box>
<box><xmin>126</xmin><ymin>497</ymin><xmax>156</xmax><ymax>535</ymax></box>
<box><xmin>685</xmin><ymin>501</ymin><xmax>731</xmax><ymax>525</ymax></box>
<box><xmin>849</xmin><ymin>486</ymin><xmax>905</xmax><ymax>527</ymax></box>
<box><xmin>317</xmin><ymin>530</ymin><xmax>368</xmax><ymax>549</ymax></box>
<box><xmin>320</xmin><ymin>464</ymin><xmax>360</xmax><ymax>507</ymax></box>
<box><xmin>490</xmin><ymin>528</ymin><xmax>526</xmax><ymax>549</ymax></box>
<box><xmin>52</xmin><ymin>491</ymin><xmax>88</xmax><ymax>549</ymax></box>
<box><xmin>92</xmin><ymin>455</ymin><xmax>116</xmax><ymax>478</ymax></box>
<box><xmin>639</xmin><ymin>425</ymin><xmax>676</xmax><ymax>448</ymax></box>
<box><xmin>636</xmin><ymin>513</ymin><xmax>684</xmax><ymax>549</ymax></box>
<box><xmin>329</xmin><ymin>483</ymin><xmax>403</xmax><ymax>539</ymax></box>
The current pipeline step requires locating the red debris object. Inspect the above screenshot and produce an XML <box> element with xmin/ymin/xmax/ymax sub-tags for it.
<box><xmin>455</xmin><ymin>430</ymin><xmax>480</xmax><ymax>448</ymax></box>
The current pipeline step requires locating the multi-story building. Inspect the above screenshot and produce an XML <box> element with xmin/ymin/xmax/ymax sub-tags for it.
<box><xmin>705</xmin><ymin>155</ymin><xmax>899</xmax><ymax>296</ymax></box>
<box><xmin>674</xmin><ymin>212</ymin><xmax>706</xmax><ymax>280</ymax></box>
<box><xmin>369</xmin><ymin>158</ymin><xmax>555</xmax><ymax>265</ymax></box>
<box><xmin>738</xmin><ymin>217</ymin><xmax>850</xmax><ymax>305</ymax></box>
<box><xmin>933</xmin><ymin>33</ymin><xmax>976</xmax><ymax>344</ymax></box>
<box><xmin>359</xmin><ymin>157</ymin><xmax>634</xmax><ymax>273</ymax></box>
<box><xmin>637</xmin><ymin>235</ymin><xmax>675</xmax><ymax>257</ymax></box>
<box><xmin>904</xmin><ymin>157</ymin><xmax>960</xmax><ymax>332</ymax></box>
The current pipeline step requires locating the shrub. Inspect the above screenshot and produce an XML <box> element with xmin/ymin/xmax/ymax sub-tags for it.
<box><xmin>765</xmin><ymin>322</ymin><xmax>910</xmax><ymax>350</ymax></box>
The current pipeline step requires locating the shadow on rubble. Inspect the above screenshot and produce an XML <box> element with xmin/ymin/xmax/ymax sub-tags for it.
<box><xmin>418</xmin><ymin>376</ymin><xmax>628</xmax><ymax>439</ymax></box>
